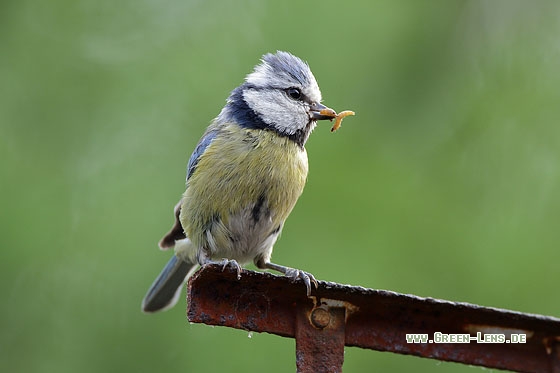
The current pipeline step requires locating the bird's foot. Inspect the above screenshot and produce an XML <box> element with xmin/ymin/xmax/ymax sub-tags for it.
<box><xmin>284</xmin><ymin>268</ymin><xmax>318</xmax><ymax>297</ymax></box>
<box><xmin>262</xmin><ymin>262</ymin><xmax>318</xmax><ymax>296</ymax></box>
<box><xmin>198</xmin><ymin>250</ymin><xmax>243</xmax><ymax>280</ymax></box>
<box><xmin>203</xmin><ymin>258</ymin><xmax>242</xmax><ymax>280</ymax></box>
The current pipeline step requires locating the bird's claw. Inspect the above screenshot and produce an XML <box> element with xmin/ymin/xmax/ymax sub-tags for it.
<box><xmin>284</xmin><ymin>268</ymin><xmax>318</xmax><ymax>297</ymax></box>
<box><xmin>218</xmin><ymin>259</ymin><xmax>242</xmax><ymax>280</ymax></box>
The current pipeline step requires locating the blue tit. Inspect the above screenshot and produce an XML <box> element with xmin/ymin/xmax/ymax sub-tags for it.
<box><xmin>142</xmin><ymin>51</ymin><xmax>338</xmax><ymax>313</ymax></box>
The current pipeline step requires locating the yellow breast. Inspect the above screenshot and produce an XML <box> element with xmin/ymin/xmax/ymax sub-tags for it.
<box><xmin>180</xmin><ymin>123</ymin><xmax>308</xmax><ymax>253</ymax></box>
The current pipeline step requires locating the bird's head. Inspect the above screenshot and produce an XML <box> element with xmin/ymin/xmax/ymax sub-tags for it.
<box><xmin>220</xmin><ymin>51</ymin><xmax>336</xmax><ymax>147</ymax></box>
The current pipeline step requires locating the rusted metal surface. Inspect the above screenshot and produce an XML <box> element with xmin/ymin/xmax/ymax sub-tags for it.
<box><xmin>295</xmin><ymin>305</ymin><xmax>346</xmax><ymax>372</ymax></box>
<box><xmin>187</xmin><ymin>264</ymin><xmax>560</xmax><ymax>373</ymax></box>
<box><xmin>546</xmin><ymin>337</ymin><xmax>560</xmax><ymax>373</ymax></box>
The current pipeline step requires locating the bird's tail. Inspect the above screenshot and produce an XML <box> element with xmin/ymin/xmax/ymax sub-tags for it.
<box><xmin>141</xmin><ymin>253</ymin><xmax>197</xmax><ymax>313</ymax></box>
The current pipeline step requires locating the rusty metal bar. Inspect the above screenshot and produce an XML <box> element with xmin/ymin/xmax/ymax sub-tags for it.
<box><xmin>187</xmin><ymin>264</ymin><xmax>560</xmax><ymax>373</ymax></box>
<box><xmin>295</xmin><ymin>304</ymin><xmax>346</xmax><ymax>372</ymax></box>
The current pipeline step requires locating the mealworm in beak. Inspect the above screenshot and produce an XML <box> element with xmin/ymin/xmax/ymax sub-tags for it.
<box><xmin>331</xmin><ymin>110</ymin><xmax>355</xmax><ymax>132</ymax></box>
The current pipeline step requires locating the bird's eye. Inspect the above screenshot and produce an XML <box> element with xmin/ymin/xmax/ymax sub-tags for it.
<box><xmin>286</xmin><ymin>88</ymin><xmax>302</xmax><ymax>100</ymax></box>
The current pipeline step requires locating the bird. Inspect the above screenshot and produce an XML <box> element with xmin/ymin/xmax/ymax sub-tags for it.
<box><xmin>142</xmin><ymin>51</ymin><xmax>338</xmax><ymax>313</ymax></box>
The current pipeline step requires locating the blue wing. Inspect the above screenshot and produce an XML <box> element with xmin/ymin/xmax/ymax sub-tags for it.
<box><xmin>186</xmin><ymin>128</ymin><xmax>219</xmax><ymax>180</ymax></box>
<box><xmin>158</xmin><ymin>127</ymin><xmax>219</xmax><ymax>249</ymax></box>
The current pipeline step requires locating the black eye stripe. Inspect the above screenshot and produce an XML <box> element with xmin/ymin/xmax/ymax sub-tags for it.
<box><xmin>245</xmin><ymin>84</ymin><xmax>308</xmax><ymax>103</ymax></box>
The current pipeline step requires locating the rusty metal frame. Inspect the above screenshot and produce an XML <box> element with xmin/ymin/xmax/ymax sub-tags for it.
<box><xmin>187</xmin><ymin>264</ymin><xmax>560</xmax><ymax>373</ymax></box>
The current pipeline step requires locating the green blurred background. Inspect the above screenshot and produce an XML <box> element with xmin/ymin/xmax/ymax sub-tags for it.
<box><xmin>2</xmin><ymin>0</ymin><xmax>559</xmax><ymax>371</ymax></box>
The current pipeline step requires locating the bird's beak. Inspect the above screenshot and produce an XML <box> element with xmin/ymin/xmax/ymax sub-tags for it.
<box><xmin>309</xmin><ymin>102</ymin><xmax>337</xmax><ymax>121</ymax></box>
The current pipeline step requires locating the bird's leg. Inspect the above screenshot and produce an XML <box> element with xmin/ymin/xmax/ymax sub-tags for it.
<box><xmin>258</xmin><ymin>260</ymin><xmax>318</xmax><ymax>296</ymax></box>
<box><xmin>197</xmin><ymin>249</ymin><xmax>242</xmax><ymax>280</ymax></box>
